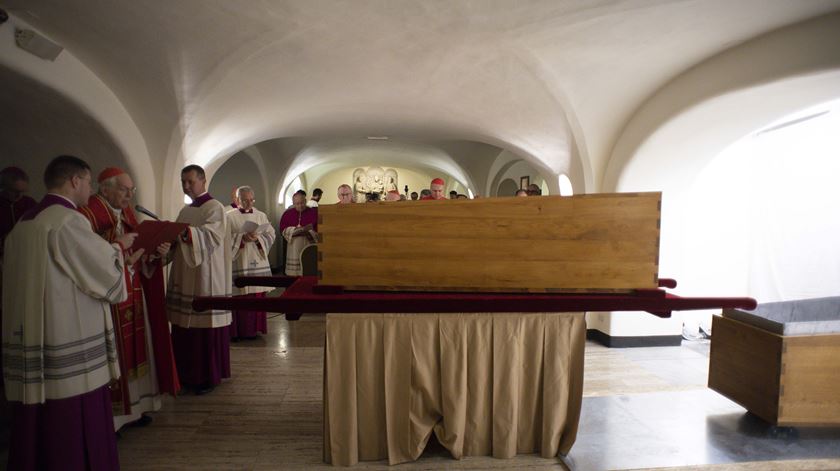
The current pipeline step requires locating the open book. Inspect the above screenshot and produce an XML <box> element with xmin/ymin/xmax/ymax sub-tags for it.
<box><xmin>292</xmin><ymin>224</ymin><xmax>318</xmax><ymax>242</ymax></box>
<box><xmin>240</xmin><ymin>221</ymin><xmax>273</xmax><ymax>234</ymax></box>
<box><xmin>291</xmin><ymin>224</ymin><xmax>313</xmax><ymax>237</ymax></box>
<box><xmin>135</xmin><ymin>220</ymin><xmax>189</xmax><ymax>252</ymax></box>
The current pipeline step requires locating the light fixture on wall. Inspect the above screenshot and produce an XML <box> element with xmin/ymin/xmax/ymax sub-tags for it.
<box><xmin>15</xmin><ymin>28</ymin><xmax>63</xmax><ymax>61</ymax></box>
<box><xmin>366</xmin><ymin>136</ymin><xmax>389</xmax><ymax>141</ymax></box>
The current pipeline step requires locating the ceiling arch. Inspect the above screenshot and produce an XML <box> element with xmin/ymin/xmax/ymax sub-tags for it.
<box><xmin>604</xmin><ymin>12</ymin><xmax>840</xmax><ymax>193</ymax></box>
<box><xmin>488</xmin><ymin>159</ymin><xmax>524</xmax><ymax>197</ymax></box>
<box><xmin>0</xmin><ymin>63</ymin><xmax>126</xmax><ymax>197</ymax></box>
<box><xmin>4</xmin><ymin>0</ymin><xmax>838</xmax><ymax>208</ymax></box>
<box><xmin>1</xmin><ymin>0</ymin><xmax>839</xmax><ymax>214</ymax></box>
<box><xmin>0</xmin><ymin>18</ymin><xmax>156</xmax><ymax>207</ymax></box>
<box><xmin>615</xmin><ymin>69</ymin><xmax>840</xmax><ymax>195</ymax></box>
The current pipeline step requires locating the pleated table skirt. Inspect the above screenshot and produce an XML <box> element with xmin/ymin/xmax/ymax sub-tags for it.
<box><xmin>323</xmin><ymin>312</ymin><xmax>586</xmax><ymax>466</ymax></box>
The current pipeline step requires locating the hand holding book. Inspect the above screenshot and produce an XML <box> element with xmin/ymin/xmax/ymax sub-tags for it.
<box><xmin>240</xmin><ymin>221</ymin><xmax>273</xmax><ymax>234</ymax></box>
<box><xmin>135</xmin><ymin>220</ymin><xmax>190</xmax><ymax>253</ymax></box>
<box><xmin>292</xmin><ymin>224</ymin><xmax>313</xmax><ymax>237</ymax></box>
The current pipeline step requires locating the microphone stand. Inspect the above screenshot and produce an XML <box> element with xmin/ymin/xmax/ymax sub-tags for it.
<box><xmin>135</xmin><ymin>205</ymin><xmax>161</xmax><ymax>221</ymax></box>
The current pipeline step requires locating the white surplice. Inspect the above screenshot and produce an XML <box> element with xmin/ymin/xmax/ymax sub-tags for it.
<box><xmin>2</xmin><ymin>200</ymin><xmax>126</xmax><ymax>404</ymax></box>
<box><xmin>166</xmin><ymin>198</ymin><xmax>232</xmax><ymax>328</ymax></box>
<box><xmin>227</xmin><ymin>208</ymin><xmax>275</xmax><ymax>296</ymax></box>
<box><xmin>281</xmin><ymin>226</ymin><xmax>313</xmax><ymax>276</ymax></box>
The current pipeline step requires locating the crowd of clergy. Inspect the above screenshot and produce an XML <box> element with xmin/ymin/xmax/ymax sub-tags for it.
<box><xmin>0</xmin><ymin>158</ymin><xmax>544</xmax><ymax>470</ymax></box>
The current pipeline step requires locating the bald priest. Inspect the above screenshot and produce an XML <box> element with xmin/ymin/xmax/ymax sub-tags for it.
<box><xmin>78</xmin><ymin>167</ymin><xmax>180</xmax><ymax>430</ymax></box>
<box><xmin>227</xmin><ymin>185</ymin><xmax>276</xmax><ymax>339</ymax></box>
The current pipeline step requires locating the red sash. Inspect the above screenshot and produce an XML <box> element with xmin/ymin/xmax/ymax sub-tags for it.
<box><xmin>79</xmin><ymin>195</ymin><xmax>180</xmax><ymax>414</ymax></box>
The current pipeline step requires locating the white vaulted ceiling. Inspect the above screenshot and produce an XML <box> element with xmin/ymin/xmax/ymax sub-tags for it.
<box><xmin>2</xmin><ymin>0</ymin><xmax>840</xmax><ymax>208</ymax></box>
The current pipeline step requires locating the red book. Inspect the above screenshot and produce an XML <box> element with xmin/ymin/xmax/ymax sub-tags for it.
<box><xmin>135</xmin><ymin>220</ymin><xmax>189</xmax><ymax>252</ymax></box>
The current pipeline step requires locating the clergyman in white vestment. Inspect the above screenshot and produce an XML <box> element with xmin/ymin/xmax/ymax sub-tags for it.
<box><xmin>227</xmin><ymin>186</ymin><xmax>275</xmax><ymax>339</ymax></box>
<box><xmin>2</xmin><ymin>155</ymin><xmax>141</xmax><ymax>471</ymax></box>
<box><xmin>165</xmin><ymin>164</ymin><xmax>232</xmax><ymax>395</ymax></box>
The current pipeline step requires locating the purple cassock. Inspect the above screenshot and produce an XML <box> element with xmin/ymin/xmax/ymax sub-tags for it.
<box><xmin>9</xmin><ymin>387</ymin><xmax>119</xmax><ymax>471</ymax></box>
<box><xmin>230</xmin><ymin>292</ymin><xmax>268</xmax><ymax>339</ymax></box>
<box><xmin>278</xmin><ymin>205</ymin><xmax>318</xmax><ymax>232</ymax></box>
<box><xmin>172</xmin><ymin>325</ymin><xmax>231</xmax><ymax>387</ymax></box>
<box><xmin>0</xmin><ymin>193</ymin><xmax>37</xmax><ymax>258</ymax></box>
<box><xmin>0</xmin><ymin>167</ymin><xmax>37</xmax><ymax>252</ymax></box>
<box><xmin>7</xmin><ymin>194</ymin><xmax>119</xmax><ymax>471</ymax></box>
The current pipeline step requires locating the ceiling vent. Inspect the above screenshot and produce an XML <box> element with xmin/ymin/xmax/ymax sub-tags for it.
<box><xmin>15</xmin><ymin>28</ymin><xmax>63</xmax><ymax>61</ymax></box>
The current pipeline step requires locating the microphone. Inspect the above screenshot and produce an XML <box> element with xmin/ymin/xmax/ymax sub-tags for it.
<box><xmin>135</xmin><ymin>205</ymin><xmax>161</xmax><ymax>221</ymax></box>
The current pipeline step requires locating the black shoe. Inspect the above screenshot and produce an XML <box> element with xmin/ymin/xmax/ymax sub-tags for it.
<box><xmin>194</xmin><ymin>383</ymin><xmax>215</xmax><ymax>395</ymax></box>
<box><xmin>130</xmin><ymin>414</ymin><xmax>153</xmax><ymax>427</ymax></box>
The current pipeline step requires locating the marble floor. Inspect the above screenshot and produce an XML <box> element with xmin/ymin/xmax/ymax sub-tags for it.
<box><xmin>3</xmin><ymin>314</ymin><xmax>840</xmax><ymax>470</ymax></box>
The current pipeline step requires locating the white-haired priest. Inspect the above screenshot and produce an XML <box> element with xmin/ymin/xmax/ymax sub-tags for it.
<box><xmin>3</xmin><ymin>155</ymin><xmax>142</xmax><ymax>471</ymax></box>
<box><xmin>227</xmin><ymin>185</ymin><xmax>276</xmax><ymax>339</ymax></box>
<box><xmin>78</xmin><ymin>166</ymin><xmax>181</xmax><ymax>431</ymax></box>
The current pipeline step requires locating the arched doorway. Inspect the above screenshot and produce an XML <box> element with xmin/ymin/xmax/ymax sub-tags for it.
<box><xmin>497</xmin><ymin>178</ymin><xmax>518</xmax><ymax>197</ymax></box>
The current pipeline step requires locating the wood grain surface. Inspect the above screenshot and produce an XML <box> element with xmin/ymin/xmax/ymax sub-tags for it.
<box><xmin>779</xmin><ymin>333</ymin><xmax>840</xmax><ymax>426</ymax></box>
<box><xmin>317</xmin><ymin>193</ymin><xmax>661</xmax><ymax>292</ymax></box>
<box><xmin>708</xmin><ymin>315</ymin><xmax>783</xmax><ymax>424</ymax></box>
<box><xmin>709</xmin><ymin>313</ymin><xmax>840</xmax><ymax>426</ymax></box>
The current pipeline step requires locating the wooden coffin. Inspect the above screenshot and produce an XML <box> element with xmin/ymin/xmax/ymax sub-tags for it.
<box><xmin>316</xmin><ymin>192</ymin><xmax>661</xmax><ymax>293</ymax></box>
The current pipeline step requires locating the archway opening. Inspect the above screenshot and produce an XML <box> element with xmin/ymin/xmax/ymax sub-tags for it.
<box><xmin>677</xmin><ymin>98</ymin><xmax>840</xmax><ymax>306</ymax></box>
<box><xmin>497</xmin><ymin>178</ymin><xmax>518</xmax><ymax>197</ymax></box>
<box><xmin>558</xmin><ymin>174</ymin><xmax>574</xmax><ymax>196</ymax></box>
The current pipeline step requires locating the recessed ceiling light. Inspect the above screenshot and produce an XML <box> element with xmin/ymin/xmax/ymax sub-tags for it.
<box><xmin>366</xmin><ymin>136</ymin><xmax>389</xmax><ymax>140</ymax></box>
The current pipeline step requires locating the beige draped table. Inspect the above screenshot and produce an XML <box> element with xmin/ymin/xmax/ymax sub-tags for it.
<box><xmin>323</xmin><ymin>312</ymin><xmax>586</xmax><ymax>466</ymax></box>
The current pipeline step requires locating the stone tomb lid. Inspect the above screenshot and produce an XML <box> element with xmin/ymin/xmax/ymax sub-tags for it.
<box><xmin>723</xmin><ymin>296</ymin><xmax>840</xmax><ymax>335</ymax></box>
